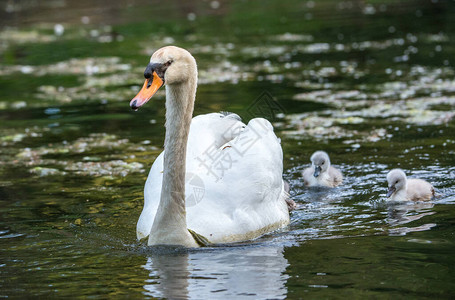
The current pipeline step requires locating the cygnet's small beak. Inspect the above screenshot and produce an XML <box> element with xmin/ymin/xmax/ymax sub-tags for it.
<box><xmin>313</xmin><ymin>166</ymin><xmax>321</xmax><ymax>178</ymax></box>
<box><xmin>386</xmin><ymin>186</ymin><xmax>396</xmax><ymax>197</ymax></box>
<box><xmin>130</xmin><ymin>71</ymin><xmax>164</xmax><ymax>110</ymax></box>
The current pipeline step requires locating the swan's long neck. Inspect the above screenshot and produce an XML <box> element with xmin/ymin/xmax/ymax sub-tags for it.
<box><xmin>148</xmin><ymin>76</ymin><xmax>198</xmax><ymax>247</ymax></box>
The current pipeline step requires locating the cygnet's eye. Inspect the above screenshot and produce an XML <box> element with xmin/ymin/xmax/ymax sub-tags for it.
<box><xmin>395</xmin><ymin>180</ymin><xmax>399</xmax><ymax>184</ymax></box>
<box><xmin>322</xmin><ymin>162</ymin><xmax>325</xmax><ymax>165</ymax></box>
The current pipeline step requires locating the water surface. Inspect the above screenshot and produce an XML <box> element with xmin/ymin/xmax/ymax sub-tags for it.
<box><xmin>1</xmin><ymin>0</ymin><xmax>455</xmax><ymax>298</ymax></box>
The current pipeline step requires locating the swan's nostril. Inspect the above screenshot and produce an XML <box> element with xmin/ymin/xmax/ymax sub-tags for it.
<box><xmin>131</xmin><ymin>99</ymin><xmax>138</xmax><ymax>110</ymax></box>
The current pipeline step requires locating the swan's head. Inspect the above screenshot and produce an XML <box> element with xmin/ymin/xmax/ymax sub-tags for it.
<box><xmin>310</xmin><ymin>151</ymin><xmax>330</xmax><ymax>177</ymax></box>
<box><xmin>386</xmin><ymin>169</ymin><xmax>407</xmax><ymax>197</ymax></box>
<box><xmin>130</xmin><ymin>46</ymin><xmax>197</xmax><ymax>110</ymax></box>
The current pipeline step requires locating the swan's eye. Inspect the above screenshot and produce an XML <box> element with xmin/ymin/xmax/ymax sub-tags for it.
<box><xmin>154</xmin><ymin>61</ymin><xmax>173</xmax><ymax>80</ymax></box>
<box><xmin>395</xmin><ymin>180</ymin><xmax>399</xmax><ymax>184</ymax></box>
<box><xmin>322</xmin><ymin>162</ymin><xmax>324</xmax><ymax>165</ymax></box>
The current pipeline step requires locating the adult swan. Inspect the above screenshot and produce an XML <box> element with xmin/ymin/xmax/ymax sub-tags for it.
<box><xmin>131</xmin><ymin>46</ymin><xmax>292</xmax><ymax>247</ymax></box>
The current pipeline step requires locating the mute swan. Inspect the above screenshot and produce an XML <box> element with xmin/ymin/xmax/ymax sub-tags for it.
<box><xmin>386</xmin><ymin>169</ymin><xmax>435</xmax><ymax>201</ymax></box>
<box><xmin>130</xmin><ymin>46</ymin><xmax>291</xmax><ymax>247</ymax></box>
<box><xmin>302</xmin><ymin>151</ymin><xmax>343</xmax><ymax>187</ymax></box>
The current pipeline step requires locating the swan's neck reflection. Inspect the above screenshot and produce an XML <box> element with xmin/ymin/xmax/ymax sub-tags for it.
<box><xmin>142</xmin><ymin>245</ymin><xmax>289</xmax><ymax>299</ymax></box>
<box><xmin>143</xmin><ymin>251</ymin><xmax>190</xmax><ymax>299</ymax></box>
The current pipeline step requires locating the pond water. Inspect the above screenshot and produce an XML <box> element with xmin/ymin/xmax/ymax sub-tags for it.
<box><xmin>1</xmin><ymin>0</ymin><xmax>455</xmax><ymax>298</ymax></box>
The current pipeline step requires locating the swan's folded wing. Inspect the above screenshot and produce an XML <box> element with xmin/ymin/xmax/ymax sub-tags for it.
<box><xmin>187</xmin><ymin>112</ymin><xmax>245</xmax><ymax>159</ymax></box>
<box><xmin>138</xmin><ymin>114</ymin><xmax>289</xmax><ymax>243</ymax></box>
<box><xmin>186</xmin><ymin>117</ymin><xmax>289</xmax><ymax>243</ymax></box>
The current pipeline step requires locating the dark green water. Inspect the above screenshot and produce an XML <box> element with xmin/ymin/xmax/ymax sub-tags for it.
<box><xmin>1</xmin><ymin>0</ymin><xmax>455</xmax><ymax>298</ymax></box>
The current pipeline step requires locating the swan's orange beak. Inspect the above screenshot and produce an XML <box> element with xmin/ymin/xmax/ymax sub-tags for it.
<box><xmin>130</xmin><ymin>71</ymin><xmax>164</xmax><ymax>110</ymax></box>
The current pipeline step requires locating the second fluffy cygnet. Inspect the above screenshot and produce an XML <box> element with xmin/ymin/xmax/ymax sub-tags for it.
<box><xmin>386</xmin><ymin>169</ymin><xmax>435</xmax><ymax>202</ymax></box>
<box><xmin>302</xmin><ymin>151</ymin><xmax>343</xmax><ymax>187</ymax></box>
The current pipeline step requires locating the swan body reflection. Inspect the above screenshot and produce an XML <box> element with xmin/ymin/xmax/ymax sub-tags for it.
<box><xmin>142</xmin><ymin>245</ymin><xmax>289</xmax><ymax>299</ymax></box>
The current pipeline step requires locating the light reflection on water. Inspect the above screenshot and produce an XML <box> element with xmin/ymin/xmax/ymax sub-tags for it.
<box><xmin>285</xmin><ymin>163</ymin><xmax>455</xmax><ymax>241</ymax></box>
<box><xmin>133</xmin><ymin>162</ymin><xmax>455</xmax><ymax>298</ymax></box>
<box><xmin>142</xmin><ymin>245</ymin><xmax>288</xmax><ymax>299</ymax></box>
<box><xmin>1</xmin><ymin>0</ymin><xmax>455</xmax><ymax>298</ymax></box>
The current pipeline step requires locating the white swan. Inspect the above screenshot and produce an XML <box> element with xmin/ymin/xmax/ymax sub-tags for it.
<box><xmin>130</xmin><ymin>46</ymin><xmax>291</xmax><ymax>247</ymax></box>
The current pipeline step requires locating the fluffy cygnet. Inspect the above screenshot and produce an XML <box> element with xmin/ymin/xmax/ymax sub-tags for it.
<box><xmin>386</xmin><ymin>169</ymin><xmax>435</xmax><ymax>201</ymax></box>
<box><xmin>302</xmin><ymin>151</ymin><xmax>343</xmax><ymax>187</ymax></box>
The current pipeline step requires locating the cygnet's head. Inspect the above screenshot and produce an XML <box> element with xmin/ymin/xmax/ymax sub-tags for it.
<box><xmin>130</xmin><ymin>46</ymin><xmax>197</xmax><ymax>110</ymax></box>
<box><xmin>310</xmin><ymin>151</ymin><xmax>331</xmax><ymax>177</ymax></box>
<box><xmin>386</xmin><ymin>169</ymin><xmax>407</xmax><ymax>197</ymax></box>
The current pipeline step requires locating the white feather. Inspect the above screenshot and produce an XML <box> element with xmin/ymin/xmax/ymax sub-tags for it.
<box><xmin>134</xmin><ymin>46</ymin><xmax>289</xmax><ymax>246</ymax></box>
<box><xmin>137</xmin><ymin>113</ymin><xmax>289</xmax><ymax>243</ymax></box>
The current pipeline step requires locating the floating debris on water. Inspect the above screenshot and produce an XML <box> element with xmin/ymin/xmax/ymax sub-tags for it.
<box><xmin>0</xmin><ymin>27</ymin><xmax>57</xmax><ymax>45</ymax></box>
<box><xmin>64</xmin><ymin>160</ymin><xmax>143</xmax><ymax>177</ymax></box>
<box><xmin>271</xmin><ymin>33</ymin><xmax>314</xmax><ymax>42</ymax></box>
<box><xmin>289</xmin><ymin>63</ymin><xmax>455</xmax><ymax>142</ymax></box>
<box><xmin>10</xmin><ymin>133</ymin><xmax>158</xmax><ymax>178</ymax></box>
<box><xmin>198</xmin><ymin>60</ymin><xmax>253</xmax><ymax>84</ymax></box>
<box><xmin>286</xmin><ymin>93</ymin><xmax>455</xmax><ymax>141</ymax></box>
<box><xmin>0</xmin><ymin>127</ymin><xmax>47</xmax><ymax>146</ymax></box>
<box><xmin>30</xmin><ymin>166</ymin><xmax>66</xmax><ymax>177</ymax></box>
<box><xmin>0</xmin><ymin>57</ymin><xmax>131</xmax><ymax>76</ymax></box>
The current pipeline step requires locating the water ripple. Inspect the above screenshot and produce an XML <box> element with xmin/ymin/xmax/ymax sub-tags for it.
<box><xmin>285</xmin><ymin>163</ymin><xmax>455</xmax><ymax>241</ymax></box>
